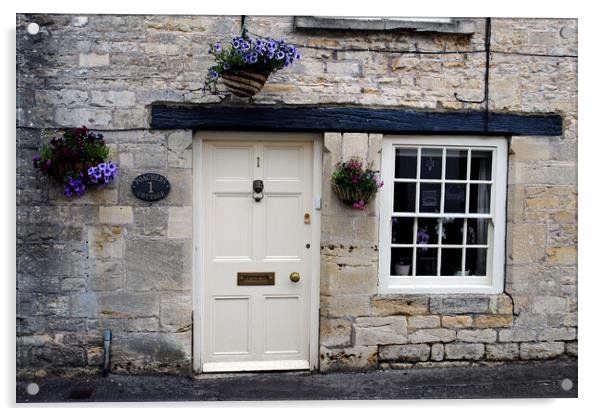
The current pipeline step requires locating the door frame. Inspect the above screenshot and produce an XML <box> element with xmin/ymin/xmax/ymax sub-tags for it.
<box><xmin>192</xmin><ymin>131</ymin><xmax>323</xmax><ymax>374</ymax></box>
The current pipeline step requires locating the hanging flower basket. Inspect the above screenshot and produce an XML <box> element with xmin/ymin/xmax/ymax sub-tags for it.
<box><xmin>332</xmin><ymin>184</ymin><xmax>377</xmax><ymax>206</ymax></box>
<box><xmin>33</xmin><ymin>126</ymin><xmax>119</xmax><ymax>198</ymax></box>
<box><xmin>203</xmin><ymin>35</ymin><xmax>302</xmax><ymax>97</ymax></box>
<box><xmin>47</xmin><ymin>159</ymin><xmax>102</xmax><ymax>183</ymax></box>
<box><xmin>221</xmin><ymin>70</ymin><xmax>269</xmax><ymax>98</ymax></box>
<box><xmin>330</xmin><ymin>157</ymin><xmax>384</xmax><ymax>210</ymax></box>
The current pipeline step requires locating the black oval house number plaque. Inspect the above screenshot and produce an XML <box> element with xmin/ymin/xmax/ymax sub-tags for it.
<box><xmin>131</xmin><ymin>173</ymin><xmax>171</xmax><ymax>201</ymax></box>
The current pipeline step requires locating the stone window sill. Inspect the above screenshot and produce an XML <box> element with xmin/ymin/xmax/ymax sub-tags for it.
<box><xmin>371</xmin><ymin>293</ymin><xmax>514</xmax><ymax>315</ymax></box>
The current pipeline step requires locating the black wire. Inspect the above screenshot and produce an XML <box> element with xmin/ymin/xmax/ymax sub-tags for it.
<box><xmin>454</xmin><ymin>17</ymin><xmax>491</xmax><ymax>105</ymax></box>
<box><xmin>245</xmin><ymin>29</ymin><xmax>577</xmax><ymax>59</ymax></box>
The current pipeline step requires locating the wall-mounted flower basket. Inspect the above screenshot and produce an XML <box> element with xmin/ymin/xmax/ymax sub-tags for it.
<box><xmin>33</xmin><ymin>126</ymin><xmax>118</xmax><ymax>198</ymax></box>
<box><xmin>330</xmin><ymin>157</ymin><xmax>384</xmax><ymax>210</ymax></box>
<box><xmin>221</xmin><ymin>71</ymin><xmax>269</xmax><ymax>98</ymax></box>
<box><xmin>203</xmin><ymin>35</ymin><xmax>301</xmax><ymax>98</ymax></box>
<box><xmin>332</xmin><ymin>185</ymin><xmax>376</xmax><ymax>207</ymax></box>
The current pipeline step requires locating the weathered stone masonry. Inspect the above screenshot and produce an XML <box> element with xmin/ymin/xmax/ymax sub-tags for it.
<box><xmin>16</xmin><ymin>15</ymin><xmax>577</xmax><ymax>375</ymax></box>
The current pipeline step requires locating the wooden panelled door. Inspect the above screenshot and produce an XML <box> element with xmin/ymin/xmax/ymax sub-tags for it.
<box><xmin>201</xmin><ymin>137</ymin><xmax>314</xmax><ymax>372</ymax></box>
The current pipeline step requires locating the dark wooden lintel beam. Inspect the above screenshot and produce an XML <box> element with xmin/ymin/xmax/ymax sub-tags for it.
<box><xmin>150</xmin><ymin>105</ymin><xmax>563</xmax><ymax>136</ymax></box>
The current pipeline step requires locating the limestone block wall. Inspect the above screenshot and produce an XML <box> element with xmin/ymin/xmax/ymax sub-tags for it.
<box><xmin>318</xmin><ymin>133</ymin><xmax>577</xmax><ymax>371</ymax></box>
<box><xmin>16</xmin><ymin>14</ymin><xmax>577</xmax><ymax>375</ymax></box>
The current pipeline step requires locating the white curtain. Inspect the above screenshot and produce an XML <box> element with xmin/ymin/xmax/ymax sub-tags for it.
<box><xmin>475</xmin><ymin>153</ymin><xmax>490</xmax><ymax>275</ymax></box>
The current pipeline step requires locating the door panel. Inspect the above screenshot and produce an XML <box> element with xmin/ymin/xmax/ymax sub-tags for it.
<box><xmin>212</xmin><ymin>194</ymin><xmax>253</xmax><ymax>259</ymax></box>
<box><xmin>202</xmin><ymin>139</ymin><xmax>313</xmax><ymax>372</ymax></box>
<box><xmin>212</xmin><ymin>297</ymin><xmax>250</xmax><ymax>354</ymax></box>
<box><xmin>265</xmin><ymin>195</ymin><xmax>302</xmax><ymax>259</ymax></box>
<box><xmin>264</xmin><ymin>296</ymin><xmax>301</xmax><ymax>354</ymax></box>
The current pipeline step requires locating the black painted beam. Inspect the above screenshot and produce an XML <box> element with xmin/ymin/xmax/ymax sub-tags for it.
<box><xmin>151</xmin><ymin>105</ymin><xmax>562</xmax><ymax>136</ymax></box>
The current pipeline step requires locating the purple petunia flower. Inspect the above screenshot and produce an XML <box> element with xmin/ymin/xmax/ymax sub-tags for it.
<box><xmin>223</xmin><ymin>63</ymin><xmax>230</xmax><ymax>71</ymax></box>
<box><xmin>214</xmin><ymin>43</ymin><xmax>221</xmax><ymax>51</ymax></box>
<box><xmin>210</xmin><ymin>70</ymin><xmax>219</xmax><ymax>79</ymax></box>
<box><xmin>232</xmin><ymin>39</ymin><xmax>240</xmax><ymax>49</ymax></box>
<box><xmin>276</xmin><ymin>50</ymin><xmax>285</xmax><ymax>60</ymax></box>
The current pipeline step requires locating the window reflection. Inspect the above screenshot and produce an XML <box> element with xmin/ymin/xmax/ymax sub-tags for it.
<box><xmin>395</xmin><ymin>148</ymin><xmax>417</xmax><ymax>179</ymax></box>
<box><xmin>446</xmin><ymin>149</ymin><xmax>468</xmax><ymax>180</ymax></box>
<box><xmin>420</xmin><ymin>148</ymin><xmax>442</xmax><ymax>179</ymax></box>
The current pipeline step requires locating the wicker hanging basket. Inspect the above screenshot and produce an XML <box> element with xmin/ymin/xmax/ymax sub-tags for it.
<box><xmin>332</xmin><ymin>184</ymin><xmax>376</xmax><ymax>206</ymax></box>
<box><xmin>221</xmin><ymin>71</ymin><xmax>269</xmax><ymax>97</ymax></box>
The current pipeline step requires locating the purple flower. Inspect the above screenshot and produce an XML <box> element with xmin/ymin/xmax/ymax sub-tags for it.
<box><xmin>223</xmin><ymin>63</ymin><xmax>230</xmax><ymax>71</ymax></box>
<box><xmin>232</xmin><ymin>39</ymin><xmax>241</xmax><ymax>49</ymax></box>
<box><xmin>213</xmin><ymin>43</ymin><xmax>221</xmax><ymax>52</ymax></box>
<box><xmin>210</xmin><ymin>70</ymin><xmax>219</xmax><ymax>79</ymax></box>
<box><xmin>417</xmin><ymin>228</ymin><xmax>430</xmax><ymax>252</ymax></box>
<box><xmin>241</xmin><ymin>41</ymin><xmax>251</xmax><ymax>51</ymax></box>
<box><xmin>276</xmin><ymin>50</ymin><xmax>285</xmax><ymax>60</ymax></box>
<box><xmin>267</xmin><ymin>41</ymin><xmax>277</xmax><ymax>51</ymax></box>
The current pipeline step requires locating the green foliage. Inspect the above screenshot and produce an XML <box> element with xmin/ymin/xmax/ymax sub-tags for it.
<box><xmin>330</xmin><ymin>157</ymin><xmax>384</xmax><ymax>193</ymax></box>
<box><xmin>204</xmin><ymin>35</ymin><xmax>302</xmax><ymax>94</ymax></box>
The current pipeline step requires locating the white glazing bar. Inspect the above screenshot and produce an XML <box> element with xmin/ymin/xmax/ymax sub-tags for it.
<box><xmin>393</xmin><ymin>179</ymin><xmax>493</xmax><ymax>184</ymax></box>
<box><xmin>415</xmin><ymin>147</ymin><xmax>421</xmax><ymax>214</ymax></box>
<box><xmin>392</xmin><ymin>243</ymin><xmax>488</xmax><ymax>249</ymax></box>
<box><xmin>391</xmin><ymin>212</ymin><xmax>492</xmax><ymax>218</ymax></box>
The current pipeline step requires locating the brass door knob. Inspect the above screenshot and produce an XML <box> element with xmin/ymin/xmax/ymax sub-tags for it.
<box><xmin>290</xmin><ymin>272</ymin><xmax>301</xmax><ymax>283</ymax></box>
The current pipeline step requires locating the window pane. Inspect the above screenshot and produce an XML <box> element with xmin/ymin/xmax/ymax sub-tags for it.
<box><xmin>469</xmin><ymin>183</ymin><xmax>491</xmax><ymax>214</ymax></box>
<box><xmin>441</xmin><ymin>248</ymin><xmax>463</xmax><ymax>276</ymax></box>
<box><xmin>444</xmin><ymin>183</ymin><xmax>466</xmax><ymax>213</ymax></box>
<box><xmin>391</xmin><ymin>247</ymin><xmax>413</xmax><ymax>276</ymax></box>
<box><xmin>416</xmin><ymin>248</ymin><xmax>438</xmax><ymax>276</ymax></box>
<box><xmin>393</xmin><ymin>182</ymin><xmax>416</xmax><ymax>213</ymax></box>
<box><xmin>466</xmin><ymin>248</ymin><xmax>487</xmax><ymax>276</ymax></box>
<box><xmin>395</xmin><ymin>148</ymin><xmax>417</xmax><ymax>179</ymax></box>
<box><xmin>419</xmin><ymin>183</ymin><xmax>441</xmax><ymax>213</ymax></box>
<box><xmin>441</xmin><ymin>217</ymin><xmax>464</xmax><ymax>245</ymax></box>
<box><xmin>420</xmin><ymin>148</ymin><xmax>442</xmax><ymax>179</ymax></box>
<box><xmin>416</xmin><ymin>218</ymin><xmax>439</xmax><ymax>246</ymax></box>
<box><xmin>445</xmin><ymin>149</ymin><xmax>468</xmax><ymax>180</ymax></box>
<box><xmin>391</xmin><ymin>217</ymin><xmax>414</xmax><ymax>244</ymax></box>
<box><xmin>467</xmin><ymin>218</ymin><xmax>488</xmax><ymax>245</ymax></box>
<box><xmin>470</xmin><ymin>150</ymin><xmax>492</xmax><ymax>180</ymax></box>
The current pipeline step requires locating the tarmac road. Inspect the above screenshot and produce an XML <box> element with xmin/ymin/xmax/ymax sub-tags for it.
<box><xmin>16</xmin><ymin>358</ymin><xmax>577</xmax><ymax>402</ymax></box>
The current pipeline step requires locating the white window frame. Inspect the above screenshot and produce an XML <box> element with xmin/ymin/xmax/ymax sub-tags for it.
<box><xmin>378</xmin><ymin>136</ymin><xmax>508</xmax><ymax>294</ymax></box>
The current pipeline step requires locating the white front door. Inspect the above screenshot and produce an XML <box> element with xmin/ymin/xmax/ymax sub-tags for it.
<box><xmin>201</xmin><ymin>136</ymin><xmax>314</xmax><ymax>372</ymax></box>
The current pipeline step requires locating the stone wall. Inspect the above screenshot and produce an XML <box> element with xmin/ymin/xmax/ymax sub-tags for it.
<box><xmin>318</xmin><ymin>131</ymin><xmax>577</xmax><ymax>371</ymax></box>
<box><xmin>16</xmin><ymin>15</ymin><xmax>577</xmax><ymax>375</ymax></box>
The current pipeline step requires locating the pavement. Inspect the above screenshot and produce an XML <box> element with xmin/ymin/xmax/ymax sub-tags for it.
<box><xmin>16</xmin><ymin>358</ymin><xmax>577</xmax><ymax>402</ymax></box>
